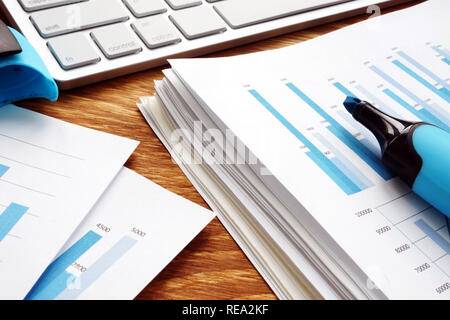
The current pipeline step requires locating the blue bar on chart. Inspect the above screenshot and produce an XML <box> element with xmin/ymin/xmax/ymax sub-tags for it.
<box><xmin>313</xmin><ymin>132</ymin><xmax>374</xmax><ymax>190</ymax></box>
<box><xmin>383</xmin><ymin>88</ymin><xmax>450</xmax><ymax>132</ymax></box>
<box><xmin>392</xmin><ymin>59</ymin><xmax>450</xmax><ymax>103</ymax></box>
<box><xmin>397</xmin><ymin>51</ymin><xmax>450</xmax><ymax>91</ymax></box>
<box><xmin>370</xmin><ymin>65</ymin><xmax>429</xmax><ymax>107</ymax></box>
<box><xmin>55</xmin><ymin>235</ymin><xmax>138</xmax><ymax>300</ymax></box>
<box><xmin>0</xmin><ymin>164</ymin><xmax>9</xmax><ymax>178</ymax></box>
<box><xmin>336</xmin><ymin>110</ymin><xmax>377</xmax><ymax>152</ymax></box>
<box><xmin>249</xmin><ymin>89</ymin><xmax>361</xmax><ymax>195</ymax></box>
<box><xmin>355</xmin><ymin>84</ymin><xmax>401</xmax><ymax>118</ymax></box>
<box><xmin>26</xmin><ymin>230</ymin><xmax>102</xmax><ymax>300</ymax></box>
<box><xmin>286</xmin><ymin>82</ymin><xmax>393</xmax><ymax>180</ymax></box>
<box><xmin>370</xmin><ymin>65</ymin><xmax>450</xmax><ymax>128</ymax></box>
<box><xmin>432</xmin><ymin>46</ymin><xmax>450</xmax><ymax>60</ymax></box>
<box><xmin>415</xmin><ymin>219</ymin><xmax>450</xmax><ymax>255</ymax></box>
<box><xmin>333</xmin><ymin>82</ymin><xmax>358</xmax><ymax>98</ymax></box>
<box><xmin>0</xmin><ymin>203</ymin><xmax>29</xmax><ymax>242</ymax></box>
<box><xmin>337</xmin><ymin>109</ymin><xmax>363</xmax><ymax>132</ymax></box>
<box><xmin>443</xmin><ymin>58</ymin><xmax>450</xmax><ymax>66</ymax></box>
<box><xmin>428</xmin><ymin>103</ymin><xmax>450</xmax><ymax>128</ymax></box>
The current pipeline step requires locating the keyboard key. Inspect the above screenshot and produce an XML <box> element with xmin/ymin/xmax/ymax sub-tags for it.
<box><xmin>123</xmin><ymin>0</ymin><xmax>167</xmax><ymax>18</ymax></box>
<box><xmin>170</xmin><ymin>6</ymin><xmax>226</xmax><ymax>40</ymax></box>
<box><xmin>165</xmin><ymin>0</ymin><xmax>202</xmax><ymax>10</ymax></box>
<box><xmin>91</xmin><ymin>24</ymin><xmax>142</xmax><ymax>59</ymax></box>
<box><xmin>19</xmin><ymin>0</ymin><xmax>86</xmax><ymax>12</ymax></box>
<box><xmin>47</xmin><ymin>33</ymin><xmax>100</xmax><ymax>69</ymax></box>
<box><xmin>214</xmin><ymin>0</ymin><xmax>344</xmax><ymax>29</ymax></box>
<box><xmin>30</xmin><ymin>0</ymin><xmax>129</xmax><ymax>38</ymax></box>
<box><xmin>132</xmin><ymin>16</ymin><xmax>181</xmax><ymax>49</ymax></box>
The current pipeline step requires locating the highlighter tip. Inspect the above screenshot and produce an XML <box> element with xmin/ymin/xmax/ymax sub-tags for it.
<box><xmin>343</xmin><ymin>96</ymin><xmax>361</xmax><ymax>114</ymax></box>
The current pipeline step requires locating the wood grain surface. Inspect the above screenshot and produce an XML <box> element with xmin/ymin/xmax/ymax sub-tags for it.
<box><xmin>7</xmin><ymin>1</ymin><xmax>422</xmax><ymax>300</ymax></box>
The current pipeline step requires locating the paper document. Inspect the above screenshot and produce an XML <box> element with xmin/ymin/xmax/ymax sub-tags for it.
<box><xmin>25</xmin><ymin>167</ymin><xmax>215</xmax><ymax>300</ymax></box>
<box><xmin>168</xmin><ymin>0</ymin><xmax>450</xmax><ymax>299</ymax></box>
<box><xmin>0</xmin><ymin>105</ymin><xmax>138</xmax><ymax>299</ymax></box>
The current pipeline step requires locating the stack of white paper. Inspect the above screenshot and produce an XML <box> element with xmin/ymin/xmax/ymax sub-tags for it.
<box><xmin>139</xmin><ymin>0</ymin><xmax>450</xmax><ymax>299</ymax></box>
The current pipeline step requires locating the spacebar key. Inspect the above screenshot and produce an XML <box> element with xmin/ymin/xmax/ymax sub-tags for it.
<box><xmin>30</xmin><ymin>0</ymin><xmax>129</xmax><ymax>38</ymax></box>
<box><xmin>214</xmin><ymin>0</ymin><xmax>345</xmax><ymax>29</ymax></box>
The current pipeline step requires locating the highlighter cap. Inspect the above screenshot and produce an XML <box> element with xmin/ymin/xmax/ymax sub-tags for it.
<box><xmin>0</xmin><ymin>27</ymin><xmax>58</xmax><ymax>106</ymax></box>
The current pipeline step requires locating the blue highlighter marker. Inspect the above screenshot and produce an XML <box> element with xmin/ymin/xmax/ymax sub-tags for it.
<box><xmin>343</xmin><ymin>96</ymin><xmax>450</xmax><ymax>218</ymax></box>
<box><xmin>0</xmin><ymin>20</ymin><xmax>58</xmax><ymax>106</ymax></box>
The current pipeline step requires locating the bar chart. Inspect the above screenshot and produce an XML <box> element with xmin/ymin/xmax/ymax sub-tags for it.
<box><xmin>249</xmin><ymin>89</ymin><xmax>378</xmax><ymax>195</ymax></box>
<box><xmin>20</xmin><ymin>168</ymin><xmax>215</xmax><ymax>300</ymax></box>
<box><xmin>0</xmin><ymin>164</ymin><xmax>30</xmax><ymax>242</ymax></box>
<box><xmin>335</xmin><ymin>109</ymin><xmax>376</xmax><ymax>152</ymax></box>
<box><xmin>247</xmin><ymin>44</ymin><xmax>449</xmax><ymax>197</ymax></box>
<box><xmin>286</xmin><ymin>82</ymin><xmax>393</xmax><ymax>181</ymax></box>
<box><xmin>0</xmin><ymin>202</ymin><xmax>29</xmax><ymax>242</ymax></box>
<box><xmin>432</xmin><ymin>45</ymin><xmax>450</xmax><ymax>66</ymax></box>
<box><xmin>353</xmin><ymin>83</ymin><xmax>402</xmax><ymax>118</ymax></box>
<box><xmin>392</xmin><ymin>59</ymin><xmax>450</xmax><ymax>103</ymax></box>
<box><xmin>312</xmin><ymin>132</ymin><xmax>374</xmax><ymax>191</ymax></box>
<box><xmin>0</xmin><ymin>164</ymin><xmax>8</xmax><ymax>178</ymax></box>
<box><xmin>25</xmin><ymin>230</ymin><xmax>138</xmax><ymax>300</ymax></box>
<box><xmin>368</xmin><ymin>49</ymin><xmax>450</xmax><ymax>131</ymax></box>
<box><xmin>415</xmin><ymin>220</ymin><xmax>449</xmax><ymax>256</ymax></box>
<box><xmin>383</xmin><ymin>88</ymin><xmax>449</xmax><ymax>131</ymax></box>
<box><xmin>376</xmin><ymin>193</ymin><xmax>450</xmax><ymax>277</ymax></box>
<box><xmin>25</xmin><ymin>230</ymin><xmax>102</xmax><ymax>300</ymax></box>
<box><xmin>398</xmin><ymin>49</ymin><xmax>450</xmax><ymax>91</ymax></box>
<box><xmin>0</xmin><ymin>105</ymin><xmax>137</xmax><ymax>300</ymax></box>
<box><xmin>56</xmin><ymin>236</ymin><xmax>137</xmax><ymax>300</ymax></box>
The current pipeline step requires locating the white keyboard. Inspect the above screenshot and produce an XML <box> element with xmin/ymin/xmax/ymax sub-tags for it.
<box><xmin>0</xmin><ymin>0</ymin><xmax>410</xmax><ymax>89</ymax></box>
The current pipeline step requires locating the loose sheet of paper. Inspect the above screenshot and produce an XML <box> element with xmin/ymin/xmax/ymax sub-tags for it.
<box><xmin>25</xmin><ymin>168</ymin><xmax>215</xmax><ymax>300</ymax></box>
<box><xmin>0</xmin><ymin>105</ymin><xmax>138</xmax><ymax>299</ymax></box>
<box><xmin>169</xmin><ymin>0</ymin><xmax>450</xmax><ymax>298</ymax></box>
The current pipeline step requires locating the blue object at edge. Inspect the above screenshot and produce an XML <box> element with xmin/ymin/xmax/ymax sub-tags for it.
<box><xmin>0</xmin><ymin>28</ymin><xmax>58</xmax><ymax>106</ymax></box>
<box><xmin>412</xmin><ymin>125</ymin><xmax>450</xmax><ymax>218</ymax></box>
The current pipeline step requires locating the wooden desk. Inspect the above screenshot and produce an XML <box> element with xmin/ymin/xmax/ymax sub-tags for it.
<box><xmin>12</xmin><ymin>1</ymin><xmax>421</xmax><ymax>300</ymax></box>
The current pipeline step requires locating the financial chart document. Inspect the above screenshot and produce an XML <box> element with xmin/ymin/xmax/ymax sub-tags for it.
<box><xmin>0</xmin><ymin>105</ymin><xmax>138</xmax><ymax>299</ymax></box>
<box><xmin>170</xmin><ymin>0</ymin><xmax>450</xmax><ymax>298</ymax></box>
<box><xmin>25</xmin><ymin>168</ymin><xmax>214</xmax><ymax>300</ymax></box>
